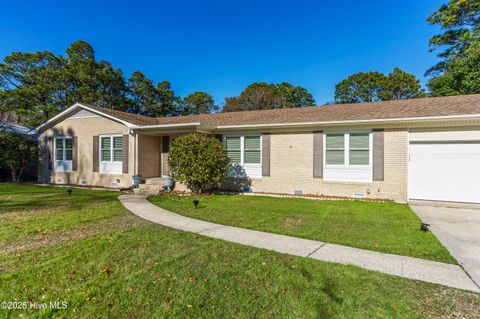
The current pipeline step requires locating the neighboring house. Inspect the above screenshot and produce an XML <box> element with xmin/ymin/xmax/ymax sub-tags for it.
<box><xmin>0</xmin><ymin>121</ymin><xmax>36</xmax><ymax>137</ymax></box>
<box><xmin>35</xmin><ymin>94</ymin><xmax>480</xmax><ymax>203</ymax></box>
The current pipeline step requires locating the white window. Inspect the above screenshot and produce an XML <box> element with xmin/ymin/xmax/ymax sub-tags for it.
<box><xmin>54</xmin><ymin>137</ymin><xmax>73</xmax><ymax>172</ymax></box>
<box><xmin>100</xmin><ymin>135</ymin><xmax>123</xmax><ymax>174</ymax></box>
<box><xmin>224</xmin><ymin>135</ymin><xmax>262</xmax><ymax>177</ymax></box>
<box><xmin>324</xmin><ymin>132</ymin><xmax>372</xmax><ymax>182</ymax></box>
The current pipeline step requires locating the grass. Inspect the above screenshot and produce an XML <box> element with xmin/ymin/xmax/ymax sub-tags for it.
<box><xmin>1</xmin><ymin>184</ymin><xmax>479</xmax><ymax>318</ymax></box>
<box><xmin>149</xmin><ymin>194</ymin><xmax>456</xmax><ymax>264</ymax></box>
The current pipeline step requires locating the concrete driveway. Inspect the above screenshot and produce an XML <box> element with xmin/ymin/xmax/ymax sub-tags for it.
<box><xmin>411</xmin><ymin>203</ymin><xmax>480</xmax><ymax>288</ymax></box>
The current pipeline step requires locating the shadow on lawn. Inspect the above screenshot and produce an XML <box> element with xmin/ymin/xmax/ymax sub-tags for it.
<box><xmin>0</xmin><ymin>187</ymin><xmax>117</xmax><ymax>213</ymax></box>
<box><xmin>316</xmin><ymin>276</ymin><xmax>344</xmax><ymax>318</ymax></box>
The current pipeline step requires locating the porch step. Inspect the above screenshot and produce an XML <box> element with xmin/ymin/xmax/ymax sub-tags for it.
<box><xmin>134</xmin><ymin>187</ymin><xmax>162</xmax><ymax>196</ymax></box>
<box><xmin>133</xmin><ymin>177</ymin><xmax>167</xmax><ymax>195</ymax></box>
<box><xmin>145</xmin><ymin>177</ymin><xmax>166</xmax><ymax>185</ymax></box>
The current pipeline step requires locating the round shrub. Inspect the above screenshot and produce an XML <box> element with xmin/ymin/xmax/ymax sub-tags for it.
<box><xmin>168</xmin><ymin>133</ymin><xmax>230</xmax><ymax>193</ymax></box>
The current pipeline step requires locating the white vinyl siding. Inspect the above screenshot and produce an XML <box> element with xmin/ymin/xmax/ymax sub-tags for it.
<box><xmin>54</xmin><ymin>137</ymin><xmax>73</xmax><ymax>172</ymax></box>
<box><xmin>225</xmin><ymin>135</ymin><xmax>262</xmax><ymax>178</ymax></box>
<box><xmin>99</xmin><ymin>135</ymin><xmax>123</xmax><ymax>174</ymax></box>
<box><xmin>324</xmin><ymin>132</ymin><xmax>372</xmax><ymax>182</ymax></box>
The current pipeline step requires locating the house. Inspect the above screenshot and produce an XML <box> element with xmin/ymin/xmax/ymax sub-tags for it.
<box><xmin>0</xmin><ymin>121</ymin><xmax>36</xmax><ymax>137</ymax></box>
<box><xmin>35</xmin><ymin>94</ymin><xmax>480</xmax><ymax>203</ymax></box>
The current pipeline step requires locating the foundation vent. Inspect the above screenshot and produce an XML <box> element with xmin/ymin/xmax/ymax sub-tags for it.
<box><xmin>353</xmin><ymin>193</ymin><xmax>367</xmax><ymax>199</ymax></box>
<box><xmin>294</xmin><ymin>189</ymin><xmax>304</xmax><ymax>195</ymax></box>
<box><xmin>80</xmin><ymin>180</ymin><xmax>88</xmax><ymax>185</ymax></box>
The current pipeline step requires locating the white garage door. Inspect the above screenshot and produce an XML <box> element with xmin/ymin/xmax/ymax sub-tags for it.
<box><xmin>409</xmin><ymin>143</ymin><xmax>480</xmax><ymax>203</ymax></box>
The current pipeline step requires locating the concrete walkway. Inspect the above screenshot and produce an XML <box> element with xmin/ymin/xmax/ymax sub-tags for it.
<box><xmin>412</xmin><ymin>203</ymin><xmax>480</xmax><ymax>288</ymax></box>
<box><xmin>119</xmin><ymin>195</ymin><xmax>480</xmax><ymax>293</ymax></box>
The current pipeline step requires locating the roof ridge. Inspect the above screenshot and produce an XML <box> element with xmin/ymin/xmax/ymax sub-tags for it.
<box><xmin>151</xmin><ymin>93</ymin><xmax>480</xmax><ymax>121</ymax></box>
<box><xmin>77</xmin><ymin>93</ymin><xmax>480</xmax><ymax>128</ymax></box>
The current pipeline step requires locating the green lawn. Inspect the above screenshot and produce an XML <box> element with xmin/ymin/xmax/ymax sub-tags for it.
<box><xmin>1</xmin><ymin>184</ymin><xmax>478</xmax><ymax>318</ymax></box>
<box><xmin>150</xmin><ymin>194</ymin><xmax>455</xmax><ymax>263</ymax></box>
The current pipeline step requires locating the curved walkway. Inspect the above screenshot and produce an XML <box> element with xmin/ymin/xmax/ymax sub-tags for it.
<box><xmin>119</xmin><ymin>195</ymin><xmax>479</xmax><ymax>293</ymax></box>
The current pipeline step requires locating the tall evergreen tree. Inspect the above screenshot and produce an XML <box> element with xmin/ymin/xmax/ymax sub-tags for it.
<box><xmin>178</xmin><ymin>91</ymin><xmax>217</xmax><ymax>115</ymax></box>
<box><xmin>426</xmin><ymin>0</ymin><xmax>480</xmax><ymax>95</ymax></box>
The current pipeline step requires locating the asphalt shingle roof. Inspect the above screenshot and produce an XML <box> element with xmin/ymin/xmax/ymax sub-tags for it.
<box><xmin>84</xmin><ymin>94</ymin><xmax>480</xmax><ymax>127</ymax></box>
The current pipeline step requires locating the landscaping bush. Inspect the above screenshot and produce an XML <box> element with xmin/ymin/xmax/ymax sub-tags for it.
<box><xmin>168</xmin><ymin>133</ymin><xmax>230</xmax><ymax>193</ymax></box>
<box><xmin>0</xmin><ymin>131</ymin><xmax>37</xmax><ymax>182</ymax></box>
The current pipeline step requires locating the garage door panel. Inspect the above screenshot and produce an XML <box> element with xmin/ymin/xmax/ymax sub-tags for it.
<box><xmin>409</xmin><ymin>143</ymin><xmax>480</xmax><ymax>203</ymax></box>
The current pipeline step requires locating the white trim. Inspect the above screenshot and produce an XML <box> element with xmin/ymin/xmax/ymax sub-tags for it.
<box><xmin>132</xmin><ymin>123</ymin><xmax>201</xmax><ymax>129</ymax></box>
<box><xmin>65</xmin><ymin>115</ymin><xmax>99</xmax><ymax>120</ymax></box>
<box><xmin>323</xmin><ymin>131</ymin><xmax>373</xmax><ymax>183</ymax></box>
<box><xmin>99</xmin><ymin>134</ymin><xmax>124</xmax><ymax>174</ymax></box>
<box><xmin>54</xmin><ymin>136</ymin><xmax>73</xmax><ymax>172</ymax></box>
<box><xmin>35</xmin><ymin>103</ymin><xmax>135</xmax><ymax>133</ymax></box>
<box><xmin>224</xmin><ymin>134</ymin><xmax>262</xmax><ymax>178</ymax></box>
<box><xmin>215</xmin><ymin>114</ymin><xmax>480</xmax><ymax>130</ymax></box>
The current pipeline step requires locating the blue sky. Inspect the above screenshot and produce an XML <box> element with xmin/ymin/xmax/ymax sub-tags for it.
<box><xmin>0</xmin><ymin>0</ymin><xmax>445</xmax><ymax>107</ymax></box>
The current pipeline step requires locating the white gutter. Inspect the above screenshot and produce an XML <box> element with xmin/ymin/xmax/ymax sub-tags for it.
<box><xmin>215</xmin><ymin>113</ymin><xmax>480</xmax><ymax>130</ymax></box>
<box><xmin>131</xmin><ymin>122</ymin><xmax>216</xmax><ymax>133</ymax></box>
<box><xmin>131</xmin><ymin>122</ymin><xmax>202</xmax><ymax>130</ymax></box>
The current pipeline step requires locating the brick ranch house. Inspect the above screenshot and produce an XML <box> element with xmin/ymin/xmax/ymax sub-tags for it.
<box><xmin>35</xmin><ymin>94</ymin><xmax>480</xmax><ymax>203</ymax></box>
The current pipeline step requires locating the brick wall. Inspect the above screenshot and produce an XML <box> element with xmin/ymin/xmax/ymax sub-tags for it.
<box><xmin>250</xmin><ymin>129</ymin><xmax>408</xmax><ymax>202</ymax></box>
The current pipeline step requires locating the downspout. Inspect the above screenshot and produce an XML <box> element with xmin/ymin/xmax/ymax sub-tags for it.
<box><xmin>129</xmin><ymin>129</ymin><xmax>139</xmax><ymax>187</ymax></box>
<box><xmin>134</xmin><ymin>131</ymin><xmax>137</xmax><ymax>176</ymax></box>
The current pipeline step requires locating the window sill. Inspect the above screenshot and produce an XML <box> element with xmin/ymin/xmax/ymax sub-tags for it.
<box><xmin>322</xmin><ymin>180</ymin><xmax>373</xmax><ymax>185</ymax></box>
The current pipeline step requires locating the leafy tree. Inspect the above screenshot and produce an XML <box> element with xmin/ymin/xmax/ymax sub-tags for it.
<box><xmin>223</xmin><ymin>82</ymin><xmax>278</xmax><ymax>112</ymax></box>
<box><xmin>380</xmin><ymin>68</ymin><xmax>425</xmax><ymax>100</ymax></box>
<box><xmin>178</xmin><ymin>91</ymin><xmax>217</xmax><ymax>115</ymax></box>
<box><xmin>0</xmin><ymin>131</ymin><xmax>37</xmax><ymax>181</ymax></box>
<box><xmin>0</xmin><ymin>41</ymin><xmax>130</xmax><ymax>126</ymax></box>
<box><xmin>223</xmin><ymin>82</ymin><xmax>315</xmax><ymax>112</ymax></box>
<box><xmin>334</xmin><ymin>72</ymin><xmax>387</xmax><ymax>103</ymax></box>
<box><xmin>335</xmin><ymin>69</ymin><xmax>424</xmax><ymax>103</ymax></box>
<box><xmin>276</xmin><ymin>82</ymin><xmax>316</xmax><ymax>108</ymax></box>
<box><xmin>127</xmin><ymin>71</ymin><xmax>179</xmax><ymax>117</ymax></box>
<box><xmin>168</xmin><ymin>133</ymin><xmax>230</xmax><ymax>193</ymax></box>
<box><xmin>427</xmin><ymin>0</ymin><xmax>480</xmax><ymax>74</ymax></box>
<box><xmin>428</xmin><ymin>51</ymin><xmax>480</xmax><ymax>96</ymax></box>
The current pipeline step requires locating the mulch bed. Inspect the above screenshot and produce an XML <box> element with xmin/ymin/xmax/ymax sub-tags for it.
<box><xmin>155</xmin><ymin>190</ymin><xmax>392</xmax><ymax>202</ymax></box>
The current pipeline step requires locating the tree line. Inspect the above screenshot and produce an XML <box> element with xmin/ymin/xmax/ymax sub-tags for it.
<box><xmin>0</xmin><ymin>0</ymin><xmax>478</xmax><ymax>127</ymax></box>
<box><xmin>0</xmin><ymin>41</ymin><xmax>220</xmax><ymax>126</ymax></box>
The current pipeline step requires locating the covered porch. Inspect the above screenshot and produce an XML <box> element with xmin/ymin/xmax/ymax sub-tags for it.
<box><xmin>130</xmin><ymin>123</ymin><xmax>217</xmax><ymax>193</ymax></box>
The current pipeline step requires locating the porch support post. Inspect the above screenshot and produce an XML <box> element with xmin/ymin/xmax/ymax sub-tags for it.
<box><xmin>162</xmin><ymin>136</ymin><xmax>170</xmax><ymax>176</ymax></box>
